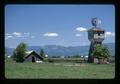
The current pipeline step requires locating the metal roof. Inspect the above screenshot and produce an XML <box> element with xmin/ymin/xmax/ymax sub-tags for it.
<box><xmin>26</xmin><ymin>50</ymin><xmax>33</xmax><ymax>54</ymax></box>
<box><xmin>24</xmin><ymin>51</ymin><xmax>43</xmax><ymax>60</ymax></box>
<box><xmin>88</xmin><ymin>27</ymin><xmax>105</xmax><ymax>32</ymax></box>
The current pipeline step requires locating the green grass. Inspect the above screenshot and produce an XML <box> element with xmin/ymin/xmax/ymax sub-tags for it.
<box><xmin>5</xmin><ymin>60</ymin><xmax>115</xmax><ymax>79</ymax></box>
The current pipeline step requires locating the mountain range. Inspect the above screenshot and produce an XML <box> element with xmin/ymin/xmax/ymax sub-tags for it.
<box><xmin>5</xmin><ymin>43</ymin><xmax>115</xmax><ymax>56</ymax></box>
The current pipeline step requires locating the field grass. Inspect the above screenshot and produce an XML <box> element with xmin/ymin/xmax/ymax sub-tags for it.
<box><xmin>5</xmin><ymin>59</ymin><xmax>115</xmax><ymax>79</ymax></box>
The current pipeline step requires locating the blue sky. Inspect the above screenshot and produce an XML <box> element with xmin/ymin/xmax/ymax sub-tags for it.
<box><xmin>5</xmin><ymin>5</ymin><xmax>115</xmax><ymax>48</ymax></box>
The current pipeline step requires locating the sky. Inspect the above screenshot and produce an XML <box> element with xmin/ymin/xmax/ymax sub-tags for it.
<box><xmin>5</xmin><ymin>4</ymin><xmax>115</xmax><ymax>48</ymax></box>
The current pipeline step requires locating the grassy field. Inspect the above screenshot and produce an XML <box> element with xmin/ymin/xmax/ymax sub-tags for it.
<box><xmin>5</xmin><ymin>59</ymin><xmax>115</xmax><ymax>79</ymax></box>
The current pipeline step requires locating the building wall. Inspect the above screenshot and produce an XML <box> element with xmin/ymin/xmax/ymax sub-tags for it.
<box><xmin>24</xmin><ymin>55</ymin><xmax>41</xmax><ymax>62</ymax></box>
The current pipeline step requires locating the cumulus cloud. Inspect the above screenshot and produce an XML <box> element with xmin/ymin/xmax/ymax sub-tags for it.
<box><xmin>105</xmin><ymin>32</ymin><xmax>115</xmax><ymax>37</ymax></box>
<box><xmin>75</xmin><ymin>34</ymin><xmax>81</xmax><ymax>37</ymax></box>
<box><xmin>12</xmin><ymin>32</ymin><xmax>32</xmax><ymax>37</ymax></box>
<box><xmin>5</xmin><ymin>35</ymin><xmax>13</xmax><ymax>40</ymax></box>
<box><xmin>24</xmin><ymin>32</ymin><xmax>30</xmax><ymax>36</ymax></box>
<box><xmin>24</xmin><ymin>32</ymin><xmax>30</xmax><ymax>37</ymax></box>
<box><xmin>7</xmin><ymin>35</ymin><xmax>13</xmax><ymax>38</ymax></box>
<box><xmin>13</xmin><ymin>32</ymin><xmax>21</xmax><ymax>36</ymax></box>
<box><xmin>43</xmin><ymin>33</ymin><xmax>58</xmax><ymax>37</ymax></box>
<box><xmin>13</xmin><ymin>32</ymin><xmax>23</xmax><ymax>37</ymax></box>
<box><xmin>5</xmin><ymin>32</ymin><xmax>33</xmax><ymax>40</ymax></box>
<box><xmin>76</xmin><ymin>27</ymin><xmax>87</xmax><ymax>32</ymax></box>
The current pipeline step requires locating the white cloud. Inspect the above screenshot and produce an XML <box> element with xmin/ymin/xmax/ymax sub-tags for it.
<box><xmin>7</xmin><ymin>36</ymin><xmax>13</xmax><ymax>38</ymax></box>
<box><xmin>43</xmin><ymin>33</ymin><xmax>58</xmax><ymax>37</ymax></box>
<box><xmin>5</xmin><ymin>35</ymin><xmax>13</xmax><ymax>40</ymax></box>
<box><xmin>13</xmin><ymin>32</ymin><xmax>23</xmax><ymax>37</ymax></box>
<box><xmin>75</xmin><ymin>34</ymin><xmax>81</xmax><ymax>37</ymax></box>
<box><xmin>12</xmin><ymin>32</ymin><xmax>33</xmax><ymax>38</ymax></box>
<box><xmin>105</xmin><ymin>32</ymin><xmax>115</xmax><ymax>37</ymax></box>
<box><xmin>24</xmin><ymin>32</ymin><xmax>30</xmax><ymax>37</ymax></box>
<box><xmin>24</xmin><ymin>32</ymin><xmax>30</xmax><ymax>35</ymax></box>
<box><xmin>13</xmin><ymin>32</ymin><xmax>21</xmax><ymax>36</ymax></box>
<box><xmin>76</xmin><ymin>27</ymin><xmax>87</xmax><ymax>32</ymax></box>
<box><xmin>5</xmin><ymin>32</ymin><xmax>34</xmax><ymax>39</ymax></box>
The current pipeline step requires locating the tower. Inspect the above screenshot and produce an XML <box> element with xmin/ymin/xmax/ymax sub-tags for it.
<box><xmin>88</xmin><ymin>18</ymin><xmax>105</xmax><ymax>63</ymax></box>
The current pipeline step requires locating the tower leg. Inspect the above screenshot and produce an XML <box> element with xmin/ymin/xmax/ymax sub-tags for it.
<box><xmin>88</xmin><ymin>42</ymin><xmax>102</xmax><ymax>63</ymax></box>
<box><xmin>88</xmin><ymin>43</ymin><xmax>94</xmax><ymax>63</ymax></box>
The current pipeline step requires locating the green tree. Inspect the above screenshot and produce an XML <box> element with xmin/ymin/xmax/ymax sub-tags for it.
<box><xmin>40</xmin><ymin>49</ymin><xmax>45</xmax><ymax>58</ymax></box>
<box><xmin>11</xmin><ymin>49</ymin><xmax>17</xmax><ymax>61</ymax></box>
<box><xmin>91</xmin><ymin>44</ymin><xmax>111</xmax><ymax>64</ymax></box>
<box><xmin>73</xmin><ymin>54</ymin><xmax>80</xmax><ymax>58</ymax></box>
<box><xmin>12</xmin><ymin>42</ymin><xmax>27</xmax><ymax>62</ymax></box>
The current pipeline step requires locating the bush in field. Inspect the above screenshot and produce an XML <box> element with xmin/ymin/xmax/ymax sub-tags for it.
<box><xmin>73</xmin><ymin>54</ymin><xmax>80</xmax><ymax>58</ymax></box>
<box><xmin>52</xmin><ymin>56</ymin><xmax>58</xmax><ymax>58</ymax></box>
<box><xmin>11</xmin><ymin>42</ymin><xmax>27</xmax><ymax>62</ymax></box>
<box><xmin>48</xmin><ymin>58</ymin><xmax>54</xmax><ymax>63</ymax></box>
<box><xmin>91</xmin><ymin>44</ymin><xmax>111</xmax><ymax>64</ymax></box>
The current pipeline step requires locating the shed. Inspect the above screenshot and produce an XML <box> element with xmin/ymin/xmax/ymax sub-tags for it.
<box><xmin>24</xmin><ymin>51</ymin><xmax>43</xmax><ymax>62</ymax></box>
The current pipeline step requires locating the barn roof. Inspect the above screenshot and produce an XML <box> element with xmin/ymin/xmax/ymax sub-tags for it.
<box><xmin>26</xmin><ymin>50</ymin><xmax>33</xmax><ymax>54</ymax></box>
<box><xmin>24</xmin><ymin>51</ymin><xmax>43</xmax><ymax>60</ymax></box>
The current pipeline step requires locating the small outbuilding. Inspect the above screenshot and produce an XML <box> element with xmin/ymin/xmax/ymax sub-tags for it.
<box><xmin>24</xmin><ymin>51</ymin><xmax>43</xmax><ymax>62</ymax></box>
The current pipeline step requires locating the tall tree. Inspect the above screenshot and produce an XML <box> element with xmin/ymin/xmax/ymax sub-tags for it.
<box><xmin>40</xmin><ymin>49</ymin><xmax>45</xmax><ymax>58</ymax></box>
<box><xmin>12</xmin><ymin>42</ymin><xmax>27</xmax><ymax>62</ymax></box>
<box><xmin>91</xmin><ymin>44</ymin><xmax>111</xmax><ymax>64</ymax></box>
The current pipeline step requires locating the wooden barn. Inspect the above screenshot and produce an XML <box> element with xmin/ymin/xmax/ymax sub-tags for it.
<box><xmin>24</xmin><ymin>51</ymin><xmax>43</xmax><ymax>62</ymax></box>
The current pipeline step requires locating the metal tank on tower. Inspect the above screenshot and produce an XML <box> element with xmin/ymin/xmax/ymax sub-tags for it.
<box><xmin>88</xmin><ymin>17</ymin><xmax>105</xmax><ymax>63</ymax></box>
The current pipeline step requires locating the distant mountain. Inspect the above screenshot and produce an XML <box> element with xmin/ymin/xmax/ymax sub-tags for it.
<box><xmin>5</xmin><ymin>43</ymin><xmax>115</xmax><ymax>56</ymax></box>
<box><xmin>5</xmin><ymin>47</ymin><xmax>14</xmax><ymax>56</ymax></box>
<box><xmin>28</xmin><ymin>46</ymin><xmax>42</xmax><ymax>52</ymax></box>
<box><xmin>42</xmin><ymin>45</ymin><xmax>89</xmax><ymax>56</ymax></box>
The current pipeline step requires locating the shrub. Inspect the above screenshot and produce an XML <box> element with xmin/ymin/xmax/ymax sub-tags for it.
<box><xmin>48</xmin><ymin>58</ymin><xmax>54</xmax><ymax>63</ymax></box>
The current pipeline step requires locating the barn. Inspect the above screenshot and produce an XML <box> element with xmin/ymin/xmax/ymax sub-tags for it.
<box><xmin>24</xmin><ymin>51</ymin><xmax>43</xmax><ymax>62</ymax></box>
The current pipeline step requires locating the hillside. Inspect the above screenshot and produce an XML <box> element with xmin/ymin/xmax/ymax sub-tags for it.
<box><xmin>5</xmin><ymin>43</ymin><xmax>115</xmax><ymax>56</ymax></box>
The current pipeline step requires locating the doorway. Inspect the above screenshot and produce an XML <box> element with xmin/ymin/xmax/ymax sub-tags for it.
<box><xmin>32</xmin><ymin>56</ymin><xmax>35</xmax><ymax>62</ymax></box>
